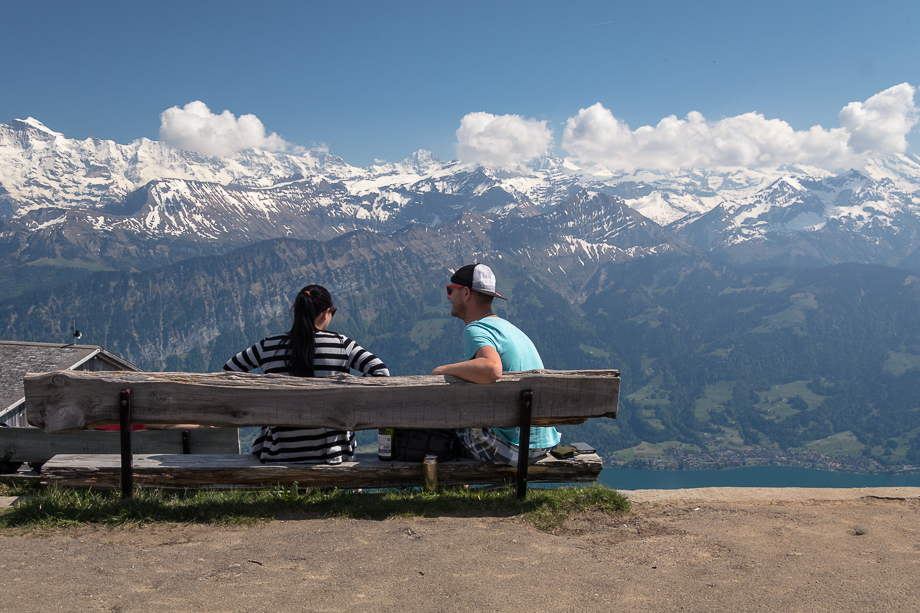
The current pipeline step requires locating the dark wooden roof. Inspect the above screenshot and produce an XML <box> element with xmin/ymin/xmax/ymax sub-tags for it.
<box><xmin>0</xmin><ymin>341</ymin><xmax>140</xmax><ymax>416</ymax></box>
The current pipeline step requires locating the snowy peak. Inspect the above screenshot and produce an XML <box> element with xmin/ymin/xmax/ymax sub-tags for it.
<box><xmin>545</xmin><ymin>190</ymin><xmax>643</xmax><ymax>238</ymax></box>
<box><xmin>754</xmin><ymin>175</ymin><xmax>813</xmax><ymax>204</ymax></box>
<box><xmin>674</xmin><ymin>164</ymin><xmax>920</xmax><ymax>267</ymax></box>
<box><xmin>0</xmin><ymin>118</ymin><xmax>370</xmax><ymax>214</ymax></box>
<box><xmin>823</xmin><ymin>168</ymin><xmax>871</xmax><ymax>193</ymax></box>
<box><xmin>401</xmin><ymin>149</ymin><xmax>443</xmax><ymax>174</ymax></box>
<box><xmin>10</xmin><ymin>117</ymin><xmax>64</xmax><ymax>138</ymax></box>
<box><xmin>1</xmin><ymin>118</ymin><xmax>62</xmax><ymax>151</ymax></box>
<box><xmin>509</xmin><ymin>190</ymin><xmax>686</xmax><ymax>260</ymax></box>
<box><xmin>860</xmin><ymin>153</ymin><xmax>920</xmax><ymax>193</ymax></box>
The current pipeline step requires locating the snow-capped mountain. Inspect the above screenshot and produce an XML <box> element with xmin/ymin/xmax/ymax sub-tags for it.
<box><xmin>0</xmin><ymin>117</ymin><xmax>839</xmax><ymax>224</ymax></box>
<box><xmin>2</xmin><ymin>117</ymin><xmax>920</xmax><ymax>285</ymax></box>
<box><xmin>675</xmin><ymin>170</ymin><xmax>920</xmax><ymax>267</ymax></box>
<box><xmin>0</xmin><ymin>117</ymin><xmax>362</xmax><ymax>216</ymax></box>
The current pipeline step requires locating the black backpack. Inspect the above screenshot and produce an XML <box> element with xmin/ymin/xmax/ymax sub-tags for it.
<box><xmin>392</xmin><ymin>428</ymin><xmax>461</xmax><ymax>462</ymax></box>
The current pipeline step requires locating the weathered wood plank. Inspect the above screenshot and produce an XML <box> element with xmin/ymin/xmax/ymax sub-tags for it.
<box><xmin>25</xmin><ymin>370</ymin><xmax>620</xmax><ymax>434</ymax></box>
<box><xmin>0</xmin><ymin>427</ymin><xmax>240</xmax><ymax>463</ymax></box>
<box><xmin>41</xmin><ymin>452</ymin><xmax>603</xmax><ymax>489</ymax></box>
<box><xmin>0</xmin><ymin>472</ymin><xmax>42</xmax><ymax>486</ymax></box>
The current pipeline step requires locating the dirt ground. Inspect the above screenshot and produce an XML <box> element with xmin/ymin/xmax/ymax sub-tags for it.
<box><xmin>2</xmin><ymin>487</ymin><xmax>919</xmax><ymax>613</ymax></box>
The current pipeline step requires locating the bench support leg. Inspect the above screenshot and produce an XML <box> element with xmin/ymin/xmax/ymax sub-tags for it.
<box><xmin>119</xmin><ymin>388</ymin><xmax>133</xmax><ymax>498</ymax></box>
<box><xmin>516</xmin><ymin>389</ymin><xmax>533</xmax><ymax>500</ymax></box>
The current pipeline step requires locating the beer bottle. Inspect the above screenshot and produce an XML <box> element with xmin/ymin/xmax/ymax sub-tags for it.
<box><xmin>378</xmin><ymin>428</ymin><xmax>394</xmax><ymax>461</ymax></box>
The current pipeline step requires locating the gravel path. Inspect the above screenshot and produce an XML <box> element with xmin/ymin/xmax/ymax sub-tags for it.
<box><xmin>2</xmin><ymin>488</ymin><xmax>919</xmax><ymax>612</ymax></box>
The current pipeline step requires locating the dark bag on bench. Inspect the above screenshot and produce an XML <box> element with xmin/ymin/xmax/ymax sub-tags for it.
<box><xmin>393</xmin><ymin>429</ymin><xmax>461</xmax><ymax>462</ymax></box>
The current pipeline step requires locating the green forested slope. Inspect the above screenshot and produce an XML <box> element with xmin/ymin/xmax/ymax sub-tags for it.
<box><xmin>4</xmin><ymin>236</ymin><xmax>920</xmax><ymax>468</ymax></box>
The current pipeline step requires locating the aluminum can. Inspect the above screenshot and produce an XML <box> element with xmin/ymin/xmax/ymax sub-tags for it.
<box><xmin>423</xmin><ymin>454</ymin><xmax>437</xmax><ymax>492</ymax></box>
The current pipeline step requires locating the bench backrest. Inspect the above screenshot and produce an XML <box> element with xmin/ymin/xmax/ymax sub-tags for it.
<box><xmin>25</xmin><ymin>370</ymin><xmax>620</xmax><ymax>434</ymax></box>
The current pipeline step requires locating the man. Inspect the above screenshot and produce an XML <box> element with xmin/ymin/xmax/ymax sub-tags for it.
<box><xmin>431</xmin><ymin>263</ymin><xmax>560</xmax><ymax>465</ymax></box>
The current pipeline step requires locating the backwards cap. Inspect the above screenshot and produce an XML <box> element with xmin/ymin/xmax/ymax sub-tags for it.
<box><xmin>450</xmin><ymin>263</ymin><xmax>508</xmax><ymax>300</ymax></box>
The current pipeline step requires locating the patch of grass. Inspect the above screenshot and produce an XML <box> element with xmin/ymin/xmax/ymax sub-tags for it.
<box><xmin>612</xmin><ymin>441</ymin><xmax>702</xmax><ymax>463</ymax></box>
<box><xmin>628</xmin><ymin>383</ymin><xmax>671</xmax><ymax>407</ymax></box>
<box><xmin>805</xmin><ymin>431</ymin><xmax>864</xmax><ymax>456</ymax></box>
<box><xmin>760</xmin><ymin>380</ymin><xmax>826</xmax><ymax>410</ymax></box>
<box><xmin>716</xmin><ymin>425</ymin><xmax>746</xmax><ymax>447</ymax></box>
<box><xmin>884</xmin><ymin>349</ymin><xmax>920</xmax><ymax>376</ymax></box>
<box><xmin>626</xmin><ymin>307</ymin><xmax>665</xmax><ymax>327</ymax></box>
<box><xmin>523</xmin><ymin>485</ymin><xmax>630</xmax><ymax>531</ymax></box>
<box><xmin>694</xmin><ymin>381</ymin><xmax>736</xmax><ymax>419</ymax></box>
<box><xmin>613</xmin><ymin>448</ymin><xmax>636</xmax><ymax>461</ymax></box>
<box><xmin>0</xmin><ymin>483</ymin><xmax>629</xmax><ymax>532</ymax></box>
<box><xmin>628</xmin><ymin>372</ymin><xmax>671</xmax><ymax>408</ymax></box>
<box><xmin>579</xmin><ymin>343</ymin><xmax>610</xmax><ymax>358</ymax></box>
<box><xmin>749</xmin><ymin>292</ymin><xmax>817</xmax><ymax>334</ymax></box>
<box><xmin>0</xmin><ymin>480</ymin><xmax>41</xmax><ymax>497</ymax></box>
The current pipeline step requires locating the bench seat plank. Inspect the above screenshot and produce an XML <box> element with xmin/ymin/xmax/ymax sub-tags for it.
<box><xmin>25</xmin><ymin>370</ymin><xmax>620</xmax><ymax>434</ymax></box>
<box><xmin>0</xmin><ymin>427</ymin><xmax>240</xmax><ymax>464</ymax></box>
<box><xmin>41</xmin><ymin>452</ymin><xmax>603</xmax><ymax>489</ymax></box>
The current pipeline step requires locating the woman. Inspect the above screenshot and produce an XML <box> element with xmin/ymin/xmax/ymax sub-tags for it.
<box><xmin>223</xmin><ymin>284</ymin><xmax>389</xmax><ymax>464</ymax></box>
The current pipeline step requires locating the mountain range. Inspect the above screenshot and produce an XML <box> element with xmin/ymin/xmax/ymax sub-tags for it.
<box><xmin>3</xmin><ymin>118</ymin><xmax>920</xmax><ymax>469</ymax></box>
<box><xmin>3</xmin><ymin>117</ymin><xmax>920</xmax><ymax>295</ymax></box>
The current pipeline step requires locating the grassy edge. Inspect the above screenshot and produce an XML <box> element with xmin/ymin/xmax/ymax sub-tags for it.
<box><xmin>0</xmin><ymin>483</ymin><xmax>630</xmax><ymax>532</ymax></box>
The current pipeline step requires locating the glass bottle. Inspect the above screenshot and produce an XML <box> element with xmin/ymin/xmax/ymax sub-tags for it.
<box><xmin>378</xmin><ymin>428</ymin><xmax>394</xmax><ymax>461</ymax></box>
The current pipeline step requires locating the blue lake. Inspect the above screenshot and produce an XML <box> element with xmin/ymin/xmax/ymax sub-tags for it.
<box><xmin>598</xmin><ymin>465</ymin><xmax>920</xmax><ymax>490</ymax></box>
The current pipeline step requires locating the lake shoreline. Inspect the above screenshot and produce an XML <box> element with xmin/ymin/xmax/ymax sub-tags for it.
<box><xmin>610</xmin><ymin>443</ymin><xmax>919</xmax><ymax>475</ymax></box>
<box><xmin>609</xmin><ymin>459</ymin><xmax>920</xmax><ymax>476</ymax></box>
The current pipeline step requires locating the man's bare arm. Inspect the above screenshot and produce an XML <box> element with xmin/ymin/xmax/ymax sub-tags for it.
<box><xmin>430</xmin><ymin>346</ymin><xmax>502</xmax><ymax>383</ymax></box>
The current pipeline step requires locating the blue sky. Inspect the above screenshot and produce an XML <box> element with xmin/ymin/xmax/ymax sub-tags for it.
<box><xmin>2</xmin><ymin>0</ymin><xmax>918</xmax><ymax>169</ymax></box>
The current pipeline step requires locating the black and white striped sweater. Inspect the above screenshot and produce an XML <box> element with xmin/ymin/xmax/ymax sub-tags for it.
<box><xmin>223</xmin><ymin>331</ymin><xmax>389</xmax><ymax>464</ymax></box>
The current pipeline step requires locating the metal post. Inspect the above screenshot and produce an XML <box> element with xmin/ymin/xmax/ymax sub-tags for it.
<box><xmin>119</xmin><ymin>388</ymin><xmax>133</xmax><ymax>498</ymax></box>
<box><xmin>516</xmin><ymin>389</ymin><xmax>533</xmax><ymax>500</ymax></box>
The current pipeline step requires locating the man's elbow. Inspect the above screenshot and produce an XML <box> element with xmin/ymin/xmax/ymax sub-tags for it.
<box><xmin>486</xmin><ymin>363</ymin><xmax>503</xmax><ymax>382</ymax></box>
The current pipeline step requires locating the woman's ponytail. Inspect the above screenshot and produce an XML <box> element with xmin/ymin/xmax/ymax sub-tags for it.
<box><xmin>286</xmin><ymin>284</ymin><xmax>333</xmax><ymax>377</ymax></box>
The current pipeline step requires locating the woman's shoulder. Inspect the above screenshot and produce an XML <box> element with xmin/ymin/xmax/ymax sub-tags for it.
<box><xmin>316</xmin><ymin>330</ymin><xmax>348</xmax><ymax>343</ymax></box>
<box><xmin>317</xmin><ymin>330</ymin><xmax>366</xmax><ymax>350</ymax></box>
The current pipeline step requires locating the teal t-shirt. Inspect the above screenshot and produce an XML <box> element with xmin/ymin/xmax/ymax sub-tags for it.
<box><xmin>463</xmin><ymin>317</ymin><xmax>561</xmax><ymax>449</ymax></box>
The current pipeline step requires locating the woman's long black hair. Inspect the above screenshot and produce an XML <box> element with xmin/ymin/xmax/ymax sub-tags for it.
<box><xmin>285</xmin><ymin>284</ymin><xmax>334</xmax><ymax>377</ymax></box>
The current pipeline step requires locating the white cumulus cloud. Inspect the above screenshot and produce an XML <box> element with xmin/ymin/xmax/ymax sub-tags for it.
<box><xmin>562</xmin><ymin>83</ymin><xmax>918</xmax><ymax>171</ymax></box>
<box><xmin>838</xmin><ymin>83</ymin><xmax>919</xmax><ymax>154</ymax></box>
<box><xmin>159</xmin><ymin>101</ymin><xmax>293</xmax><ymax>157</ymax></box>
<box><xmin>455</xmin><ymin>112</ymin><xmax>554</xmax><ymax>168</ymax></box>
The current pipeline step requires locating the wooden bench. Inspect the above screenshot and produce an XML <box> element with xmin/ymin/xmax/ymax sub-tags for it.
<box><xmin>24</xmin><ymin>369</ymin><xmax>620</xmax><ymax>498</ymax></box>
<box><xmin>0</xmin><ymin>426</ymin><xmax>241</xmax><ymax>474</ymax></box>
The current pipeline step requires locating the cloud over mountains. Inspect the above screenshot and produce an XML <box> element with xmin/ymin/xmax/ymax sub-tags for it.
<box><xmin>458</xmin><ymin>83</ymin><xmax>918</xmax><ymax>172</ymax></box>
<box><xmin>454</xmin><ymin>112</ymin><xmax>554</xmax><ymax>169</ymax></box>
<box><xmin>159</xmin><ymin>101</ymin><xmax>295</xmax><ymax>157</ymax></box>
<box><xmin>157</xmin><ymin>85</ymin><xmax>917</xmax><ymax>173</ymax></box>
<box><xmin>838</xmin><ymin>84</ymin><xmax>918</xmax><ymax>154</ymax></box>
